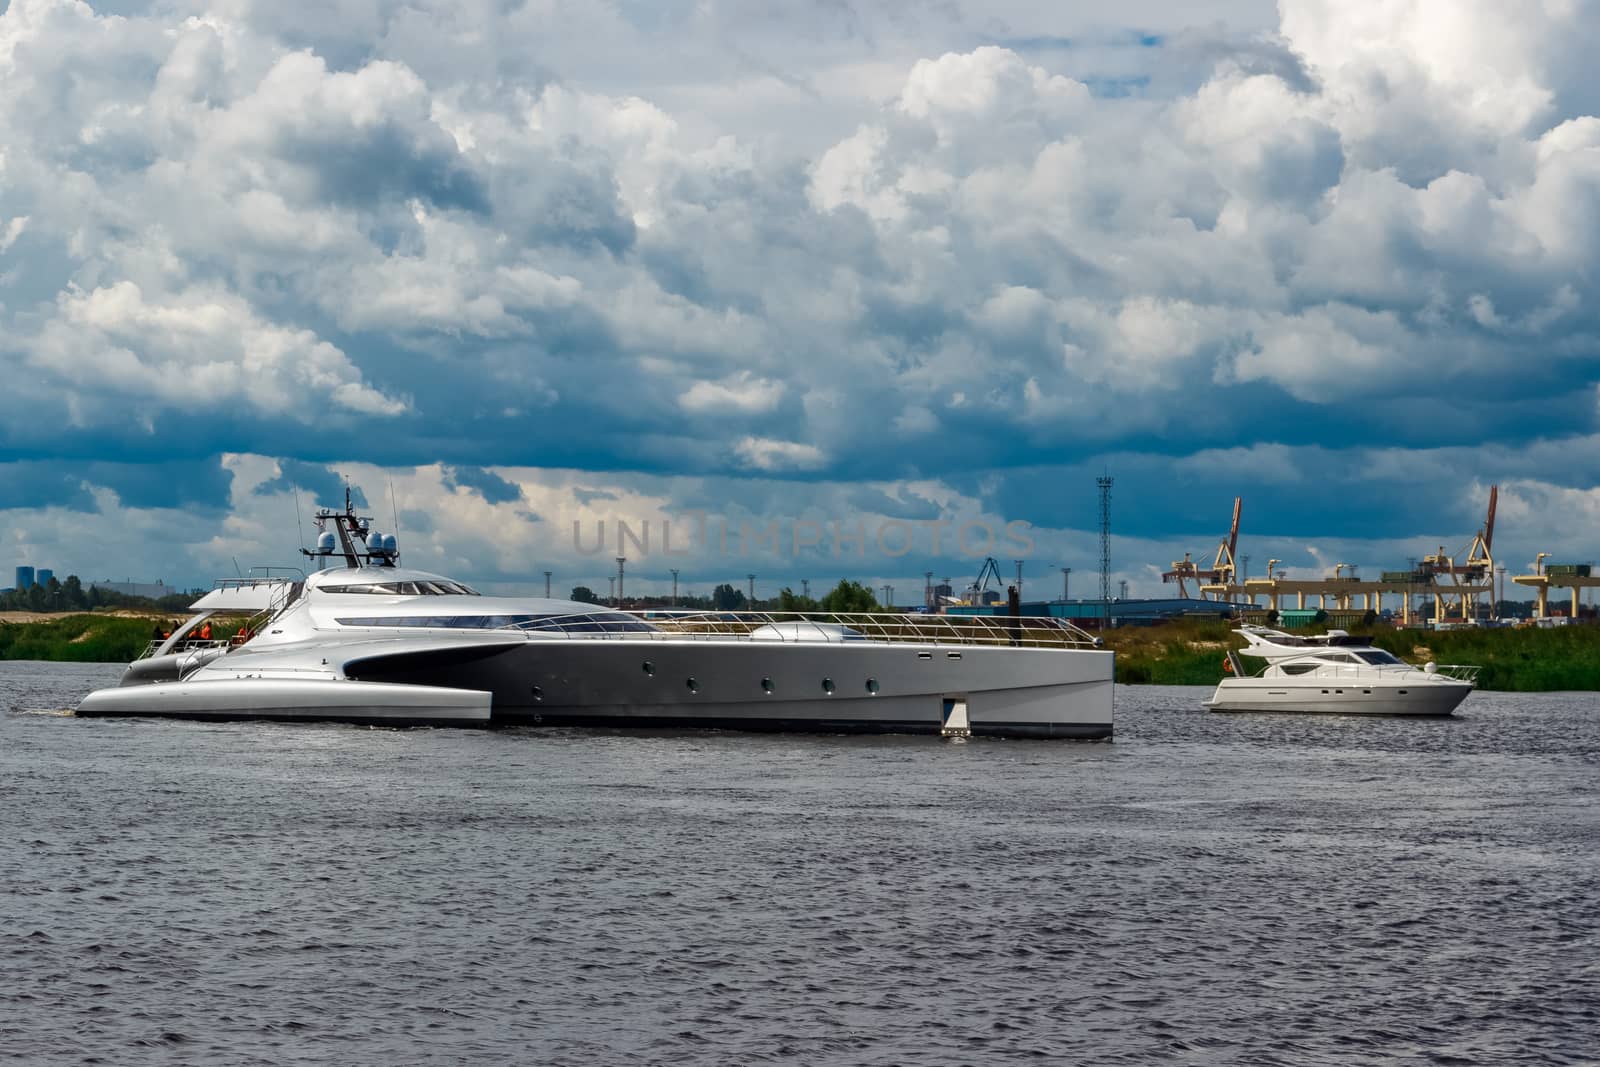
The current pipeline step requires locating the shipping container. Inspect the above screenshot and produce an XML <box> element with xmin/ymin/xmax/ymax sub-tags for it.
<box><xmin>1381</xmin><ymin>571</ymin><xmax>1426</xmax><ymax>582</ymax></box>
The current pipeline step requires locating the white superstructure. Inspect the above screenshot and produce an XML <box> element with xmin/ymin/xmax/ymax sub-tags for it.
<box><xmin>1204</xmin><ymin>626</ymin><xmax>1476</xmax><ymax>716</ymax></box>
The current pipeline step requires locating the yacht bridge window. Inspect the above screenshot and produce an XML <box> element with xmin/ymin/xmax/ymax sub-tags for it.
<box><xmin>1354</xmin><ymin>650</ymin><xmax>1404</xmax><ymax>665</ymax></box>
<box><xmin>321</xmin><ymin>580</ymin><xmax>479</xmax><ymax>596</ymax></box>
<box><xmin>334</xmin><ymin>611</ymin><xmax>658</xmax><ymax>633</ymax></box>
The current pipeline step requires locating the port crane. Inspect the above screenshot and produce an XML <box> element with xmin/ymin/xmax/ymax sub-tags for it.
<box><xmin>1415</xmin><ymin>485</ymin><xmax>1498</xmax><ymax>622</ymax></box>
<box><xmin>1168</xmin><ymin>485</ymin><xmax>1505</xmax><ymax>624</ymax></box>
<box><xmin>1164</xmin><ymin>497</ymin><xmax>1242</xmax><ymax>599</ymax></box>
<box><xmin>964</xmin><ymin>556</ymin><xmax>1006</xmax><ymax>605</ymax></box>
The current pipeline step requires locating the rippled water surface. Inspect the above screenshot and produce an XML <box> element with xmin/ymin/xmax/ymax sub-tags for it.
<box><xmin>3</xmin><ymin>662</ymin><xmax>1596</xmax><ymax>1065</ymax></box>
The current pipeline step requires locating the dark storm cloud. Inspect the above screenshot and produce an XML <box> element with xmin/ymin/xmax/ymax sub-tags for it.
<box><xmin>0</xmin><ymin>463</ymin><xmax>97</xmax><ymax>511</ymax></box>
<box><xmin>443</xmin><ymin>464</ymin><xmax>524</xmax><ymax>504</ymax></box>
<box><xmin>259</xmin><ymin>461</ymin><xmax>369</xmax><ymax>510</ymax></box>
<box><xmin>279</xmin><ymin>122</ymin><xmax>490</xmax><ymax>214</ymax></box>
<box><xmin>0</xmin><ymin>458</ymin><xmax>239</xmax><ymax>513</ymax></box>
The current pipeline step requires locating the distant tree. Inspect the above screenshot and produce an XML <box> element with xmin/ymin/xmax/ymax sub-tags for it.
<box><xmin>26</xmin><ymin>583</ymin><xmax>46</xmax><ymax>611</ymax></box>
<box><xmin>820</xmin><ymin>579</ymin><xmax>879</xmax><ymax>613</ymax></box>
<box><xmin>777</xmin><ymin>587</ymin><xmax>819</xmax><ymax>612</ymax></box>
<box><xmin>712</xmin><ymin>583</ymin><xmax>747</xmax><ymax>610</ymax></box>
<box><xmin>61</xmin><ymin>575</ymin><xmax>87</xmax><ymax>611</ymax></box>
<box><xmin>570</xmin><ymin>585</ymin><xmax>601</xmax><ymax>604</ymax></box>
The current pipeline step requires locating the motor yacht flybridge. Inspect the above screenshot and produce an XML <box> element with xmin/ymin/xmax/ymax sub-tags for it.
<box><xmin>77</xmin><ymin>495</ymin><xmax>1115</xmax><ymax>738</ymax></box>
<box><xmin>1204</xmin><ymin>625</ymin><xmax>1477</xmax><ymax>716</ymax></box>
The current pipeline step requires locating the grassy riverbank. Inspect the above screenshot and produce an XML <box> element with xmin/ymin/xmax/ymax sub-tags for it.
<box><xmin>3</xmin><ymin>612</ymin><xmax>1597</xmax><ymax>692</ymax></box>
<box><xmin>0</xmin><ymin>614</ymin><xmax>155</xmax><ymax>663</ymax></box>
<box><xmin>1103</xmin><ymin>619</ymin><xmax>1600</xmax><ymax>691</ymax></box>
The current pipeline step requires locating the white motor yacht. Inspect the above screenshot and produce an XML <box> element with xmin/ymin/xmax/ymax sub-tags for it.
<box><xmin>77</xmin><ymin>495</ymin><xmax>1115</xmax><ymax>738</ymax></box>
<box><xmin>1203</xmin><ymin>626</ymin><xmax>1477</xmax><ymax>716</ymax></box>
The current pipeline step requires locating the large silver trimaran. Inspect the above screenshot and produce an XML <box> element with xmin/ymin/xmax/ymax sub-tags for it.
<box><xmin>77</xmin><ymin>495</ymin><xmax>1114</xmax><ymax>738</ymax></box>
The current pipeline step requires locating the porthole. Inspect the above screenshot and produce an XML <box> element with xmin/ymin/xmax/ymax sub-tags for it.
<box><xmin>866</xmin><ymin>678</ymin><xmax>879</xmax><ymax>695</ymax></box>
<box><xmin>686</xmin><ymin>677</ymin><xmax>699</xmax><ymax>693</ymax></box>
<box><xmin>642</xmin><ymin>661</ymin><xmax>655</xmax><ymax>675</ymax></box>
<box><xmin>822</xmin><ymin>678</ymin><xmax>835</xmax><ymax>694</ymax></box>
<box><xmin>761</xmin><ymin>677</ymin><xmax>773</xmax><ymax>694</ymax></box>
<box><xmin>531</xmin><ymin>685</ymin><xmax>543</xmax><ymax>702</ymax></box>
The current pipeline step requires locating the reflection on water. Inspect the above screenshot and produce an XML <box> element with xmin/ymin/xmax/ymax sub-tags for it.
<box><xmin>3</xmin><ymin>664</ymin><xmax>1596</xmax><ymax>1065</ymax></box>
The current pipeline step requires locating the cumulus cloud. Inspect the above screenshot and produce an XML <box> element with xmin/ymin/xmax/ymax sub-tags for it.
<box><xmin>2</xmin><ymin>0</ymin><xmax>1600</xmax><ymax>589</ymax></box>
<box><xmin>679</xmin><ymin>372</ymin><xmax>785</xmax><ymax>415</ymax></box>
<box><xmin>28</xmin><ymin>281</ymin><xmax>406</xmax><ymax>422</ymax></box>
<box><xmin>734</xmin><ymin>436</ymin><xmax>827</xmax><ymax>472</ymax></box>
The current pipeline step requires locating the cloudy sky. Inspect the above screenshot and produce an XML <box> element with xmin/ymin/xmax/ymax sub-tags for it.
<box><xmin>2</xmin><ymin>0</ymin><xmax>1598</xmax><ymax>601</ymax></box>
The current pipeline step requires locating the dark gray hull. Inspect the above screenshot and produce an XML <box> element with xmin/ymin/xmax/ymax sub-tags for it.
<box><xmin>342</xmin><ymin>639</ymin><xmax>1114</xmax><ymax>739</ymax></box>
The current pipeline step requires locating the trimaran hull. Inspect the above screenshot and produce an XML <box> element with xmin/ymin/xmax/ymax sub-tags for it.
<box><xmin>78</xmin><ymin>639</ymin><xmax>1114</xmax><ymax>738</ymax></box>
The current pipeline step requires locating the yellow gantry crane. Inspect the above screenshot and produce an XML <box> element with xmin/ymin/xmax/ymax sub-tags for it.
<box><xmin>1513</xmin><ymin>548</ymin><xmax>1600</xmax><ymax>619</ymax></box>
<box><xmin>1195</xmin><ymin>486</ymin><xmax>1500</xmax><ymax>623</ymax></box>
<box><xmin>1164</xmin><ymin>497</ymin><xmax>1241</xmax><ymax>600</ymax></box>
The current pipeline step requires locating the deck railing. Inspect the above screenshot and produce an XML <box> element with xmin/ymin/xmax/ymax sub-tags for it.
<box><xmin>137</xmin><ymin>637</ymin><xmax>235</xmax><ymax>659</ymax></box>
<box><xmin>498</xmin><ymin>610</ymin><xmax>1104</xmax><ymax>649</ymax></box>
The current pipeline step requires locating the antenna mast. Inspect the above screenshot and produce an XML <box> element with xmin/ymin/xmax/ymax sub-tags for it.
<box><xmin>1098</xmin><ymin>475</ymin><xmax>1113</xmax><ymax>623</ymax></box>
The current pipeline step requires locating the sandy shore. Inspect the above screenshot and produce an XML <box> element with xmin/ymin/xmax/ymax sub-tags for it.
<box><xmin>0</xmin><ymin>610</ymin><xmax>161</xmax><ymax>623</ymax></box>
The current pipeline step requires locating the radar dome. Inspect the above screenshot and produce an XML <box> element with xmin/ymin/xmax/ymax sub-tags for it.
<box><xmin>366</xmin><ymin>530</ymin><xmax>385</xmax><ymax>553</ymax></box>
<box><xmin>316</xmin><ymin>531</ymin><xmax>337</xmax><ymax>554</ymax></box>
<box><xmin>382</xmin><ymin>534</ymin><xmax>398</xmax><ymax>556</ymax></box>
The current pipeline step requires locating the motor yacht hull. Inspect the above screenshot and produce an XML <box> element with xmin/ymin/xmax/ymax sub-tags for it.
<box><xmin>76</xmin><ymin>678</ymin><xmax>492</xmax><ymax>727</ymax></box>
<box><xmin>344</xmin><ymin>640</ymin><xmax>1115</xmax><ymax>739</ymax></box>
<box><xmin>1204</xmin><ymin>678</ymin><xmax>1471</xmax><ymax>716</ymax></box>
<box><xmin>80</xmin><ymin>637</ymin><xmax>1114</xmax><ymax>738</ymax></box>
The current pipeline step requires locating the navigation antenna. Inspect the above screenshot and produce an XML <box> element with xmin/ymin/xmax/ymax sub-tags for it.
<box><xmin>1098</xmin><ymin>474</ymin><xmax>1113</xmax><ymax>623</ymax></box>
<box><xmin>388</xmin><ymin>477</ymin><xmax>401</xmax><ymax>566</ymax></box>
<box><xmin>293</xmin><ymin>488</ymin><xmax>306</xmax><ymax>556</ymax></box>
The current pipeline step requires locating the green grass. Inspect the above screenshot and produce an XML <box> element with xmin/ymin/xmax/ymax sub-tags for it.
<box><xmin>1105</xmin><ymin>619</ymin><xmax>1239</xmax><ymax>685</ymax></box>
<box><xmin>1104</xmin><ymin>618</ymin><xmax>1600</xmax><ymax>691</ymax></box>
<box><xmin>5</xmin><ymin>612</ymin><xmax>1600</xmax><ymax>690</ymax></box>
<box><xmin>0</xmin><ymin>614</ymin><xmax>155</xmax><ymax>663</ymax></box>
<box><xmin>1360</xmin><ymin>625</ymin><xmax>1600</xmax><ymax>692</ymax></box>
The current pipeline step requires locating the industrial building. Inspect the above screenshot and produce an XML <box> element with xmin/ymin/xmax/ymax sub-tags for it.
<box><xmin>11</xmin><ymin>565</ymin><xmax>59</xmax><ymax>590</ymax></box>
<box><xmin>947</xmin><ymin>597</ymin><xmax>1246</xmax><ymax>627</ymax></box>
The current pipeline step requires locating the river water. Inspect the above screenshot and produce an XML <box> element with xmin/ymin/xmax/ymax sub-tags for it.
<box><xmin>2</xmin><ymin>661</ymin><xmax>1595</xmax><ymax>1065</ymax></box>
